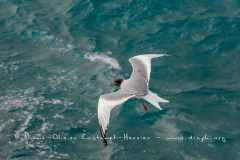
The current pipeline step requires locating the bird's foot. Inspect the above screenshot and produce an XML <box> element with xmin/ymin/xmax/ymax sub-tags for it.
<box><xmin>141</xmin><ymin>99</ymin><xmax>148</xmax><ymax>111</ymax></box>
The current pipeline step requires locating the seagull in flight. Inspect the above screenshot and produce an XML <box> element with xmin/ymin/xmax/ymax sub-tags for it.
<box><xmin>98</xmin><ymin>54</ymin><xmax>173</xmax><ymax>147</ymax></box>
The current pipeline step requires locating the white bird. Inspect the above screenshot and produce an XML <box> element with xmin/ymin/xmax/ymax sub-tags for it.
<box><xmin>98</xmin><ymin>54</ymin><xmax>173</xmax><ymax>147</ymax></box>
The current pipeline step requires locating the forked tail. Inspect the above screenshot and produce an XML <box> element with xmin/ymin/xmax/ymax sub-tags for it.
<box><xmin>143</xmin><ymin>90</ymin><xmax>169</xmax><ymax>110</ymax></box>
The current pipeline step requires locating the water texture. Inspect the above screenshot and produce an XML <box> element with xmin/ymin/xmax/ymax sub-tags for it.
<box><xmin>0</xmin><ymin>0</ymin><xmax>240</xmax><ymax>159</ymax></box>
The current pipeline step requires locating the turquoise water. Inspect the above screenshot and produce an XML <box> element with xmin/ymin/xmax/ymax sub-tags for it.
<box><xmin>0</xmin><ymin>0</ymin><xmax>240</xmax><ymax>159</ymax></box>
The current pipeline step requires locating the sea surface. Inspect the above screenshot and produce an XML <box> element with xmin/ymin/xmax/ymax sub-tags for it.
<box><xmin>0</xmin><ymin>0</ymin><xmax>240</xmax><ymax>159</ymax></box>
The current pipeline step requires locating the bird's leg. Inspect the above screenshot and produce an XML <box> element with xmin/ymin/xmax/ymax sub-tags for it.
<box><xmin>141</xmin><ymin>99</ymin><xmax>148</xmax><ymax>111</ymax></box>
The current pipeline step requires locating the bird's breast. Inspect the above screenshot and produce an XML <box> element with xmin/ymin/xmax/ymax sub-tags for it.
<box><xmin>120</xmin><ymin>77</ymin><xmax>148</xmax><ymax>96</ymax></box>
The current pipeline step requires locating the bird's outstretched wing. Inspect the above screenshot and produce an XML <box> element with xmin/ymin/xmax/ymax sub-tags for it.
<box><xmin>129</xmin><ymin>54</ymin><xmax>172</xmax><ymax>85</ymax></box>
<box><xmin>98</xmin><ymin>89</ymin><xmax>134</xmax><ymax>147</ymax></box>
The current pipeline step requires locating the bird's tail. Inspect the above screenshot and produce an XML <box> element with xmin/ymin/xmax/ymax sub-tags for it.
<box><xmin>143</xmin><ymin>90</ymin><xmax>169</xmax><ymax>110</ymax></box>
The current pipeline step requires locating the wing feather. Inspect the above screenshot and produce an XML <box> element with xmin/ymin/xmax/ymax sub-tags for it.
<box><xmin>98</xmin><ymin>90</ymin><xmax>134</xmax><ymax>147</ymax></box>
<box><xmin>129</xmin><ymin>54</ymin><xmax>171</xmax><ymax>85</ymax></box>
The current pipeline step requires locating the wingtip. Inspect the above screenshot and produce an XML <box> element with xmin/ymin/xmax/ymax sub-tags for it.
<box><xmin>99</xmin><ymin>125</ymin><xmax>108</xmax><ymax>148</ymax></box>
<box><xmin>103</xmin><ymin>138</ymin><xmax>108</xmax><ymax>148</ymax></box>
<box><xmin>166</xmin><ymin>54</ymin><xmax>179</xmax><ymax>57</ymax></box>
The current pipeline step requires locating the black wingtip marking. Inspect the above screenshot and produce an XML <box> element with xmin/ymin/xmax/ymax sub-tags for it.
<box><xmin>99</xmin><ymin>125</ymin><xmax>108</xmax><ymax>148</ymax></box>
<box><xmin>168</xmin><ymin>54</ymin><xmax>179</xmax><ymax>57</ymax></box>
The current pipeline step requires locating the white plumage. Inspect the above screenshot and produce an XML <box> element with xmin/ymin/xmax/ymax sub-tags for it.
<box><xmin>98</xmin><ymin>54</ymin><xmax>172</xmax><ymax>147</ymax></box>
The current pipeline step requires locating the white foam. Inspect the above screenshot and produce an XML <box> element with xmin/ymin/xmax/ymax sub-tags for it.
<box><xmin>84</xmin><ymin>52</ymin><xmax>121</xmax><ymax>69</ymax></box>
<box><xmin>151</xmin><ymin>113</ymin><xmax>180</xmax><ymax>137</ymax></box>
<box><xmin>40</xmin><ymin>123</ymin><xmax>52</xmax><ymax>133</ymax></box>
<box><xmin>0</xmin><ymin>119</ymin><xmax>14</xmax><ymax>132</ymax></box>
<box><xmin>53</xmin><ymin>113</ymin><xmax>64</xmax><ymax>119</ymax></box>
<box><xmin>79</xmin><ymin>119</ymin><xmax>91</xmax><ymax>125</ymax></box>
<box><xmin>52</xmin><ymin>99</ymin><xmax>62</xmax><ymax>104</ymax></box>
<box><xmin>0</xmin><ymin>93</ymin><xmax>44</xmax><ymax>110</ymax></box>
<box><xmin>58</xmin><ymin>154</ymin><xmax>69</xmax><ymax>158</ymax></box>
<box><xmin>15</xmin><ymin>113</ymin><xmax>33</xmax><ymax>135</ymax></box>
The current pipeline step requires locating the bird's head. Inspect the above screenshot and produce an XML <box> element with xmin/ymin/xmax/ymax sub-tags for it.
<box><xmin>109</xmin><ymin>78</ymin><xmax>124</xmax><ymax>86</ymax></box>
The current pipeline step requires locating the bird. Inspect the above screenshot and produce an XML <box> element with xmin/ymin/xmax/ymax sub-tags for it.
<box><xmin>98</xmin><ymin>54</ymin><xmax>173</xmax><ymax>147</ymax></box>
